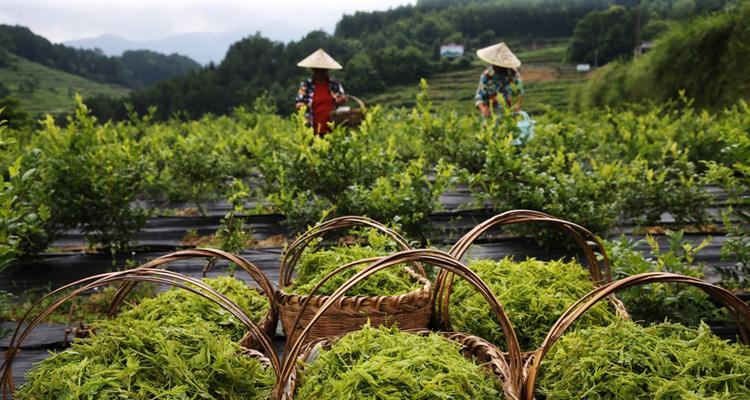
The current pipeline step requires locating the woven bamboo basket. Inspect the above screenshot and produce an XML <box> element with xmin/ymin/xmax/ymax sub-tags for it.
<box><xmin>276</xmin><ymin>215</ymin><xmax>432</xmax><ymax>346</ymax></box>
<box><xmin>522</xmin><ymin>272</ymin><xmax>750</xmax><ymax>399</ymax></box>
<box><xmin>434</xmin><ymin>209</ymin><xmax>628</xmax><ymax>351</ymax></box>
<box><xmin>275</xmin><ymin>249</ymin><xmax>524</xmax><ymax>400</ymax></box>
<box><xmin>0</xmin><ymin>268</ymin><xmax>281</xmax><ymax>399</ymax></box>
<box><xmin>329</xmin><ymin>95</ymin><xmax>366</xmax><ymax>128</ymax></box>
<box><xmin>106</xmin><ymin>248</ymin><xmax>278</xmax><ymax>349</ymax></box>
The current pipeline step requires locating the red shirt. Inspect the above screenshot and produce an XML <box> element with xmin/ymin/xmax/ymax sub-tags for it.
<box><xmin>312</xmin><ymin>81</ymin><xmax>335</xmax><ymax>134</ymax></box>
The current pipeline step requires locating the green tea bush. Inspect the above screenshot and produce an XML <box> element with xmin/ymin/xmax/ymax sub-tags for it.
<box><xmin>0</xmin><ymin>283</ymin><xmax>156</xmax><ymax>325</ymax></box>
<box><xmin>35</xmin><ymin>99</ymin><xmax>148</xmax><ymax>251</ymax></box>
<box><xmin>296</xmin><ymin>324</ymin><xmax>502</xmax><ymax>399</ymax></box>
<box><xmin>121</xmin><ymin>275</ymin><xmax>269</xmax><ymax>342</ymax></box>
<box><xmin>287</xmin><ymin>230</ymin><xmax>420</xmax><ymax>297</ymax></box>
<box><xmin>605</xmin><ymin>233</ymin><xmax>729</xmax><ymax>326</ymax></box>
<box><xmin>0</xmin><ymin>114</ymin><xmax>49</xmax><ymax>267</ymax></box>
<box><xmin>450</xmin><ymin>258</ymin><xmax>617</xmax><ymax>350</ymax></box>
<box><xmin>16</xmin><ymin>319</ymin><xmax>274</xmax><ymax>400</ymax></box>
<box><xmin>537</xmin><ymin>320</ymin><xmax>750</xmax><ymax>399</ymax></box>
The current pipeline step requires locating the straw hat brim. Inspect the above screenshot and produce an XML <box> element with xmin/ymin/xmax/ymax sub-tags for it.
<box><xmin>476</xmin><ymin>42</ymin><xmax>521</xmax><ymax>69</ymax></box>
<box><xmin>297</xmin><ymin>48</ymin><xmax>343</xmax><ymax>70</ymax></box>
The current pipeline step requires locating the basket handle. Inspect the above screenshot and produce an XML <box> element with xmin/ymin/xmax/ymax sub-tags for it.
<box><xmin>279</xmin><ymin>215</ymin><xmax>422</xmax><ymax>288</ymax></box>
<box><xmin>449</xmin><ymin>210</ymin><xmax>610</xmax><ymax>281</ymax></box>
<box><xmin>107</xmin><ymin>248</ymin><xmax>277</xmax><ymax>321</ymax></box>
<box><xmin>522</xmin><ymin>272</ymin><xmax>750</xmax><ymax>400</ymax></box>
<box><xmin>348</xmin><ymin>95</ymin><xmax>366</xmax><ymax>112</ymax></box>
<box><xmin>0</xmin><ymin>269</ymin><xmax>280</xmax><ymax>400</ymax></box>
<box><xmin>274</xmin><ymin>249</ymin><xmax>523</xmax><ymax>400</ymax></box>
<box><xmin>435</xmin><ymin>210</ymin><xmax>614</xmax><ymax>330</ymax></box>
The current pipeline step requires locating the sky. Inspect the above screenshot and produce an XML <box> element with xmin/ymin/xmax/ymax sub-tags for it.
<box><xmin>0</xmin><ymin>0</ymin><xmax>416</xmax><ymax>43</ymax></box>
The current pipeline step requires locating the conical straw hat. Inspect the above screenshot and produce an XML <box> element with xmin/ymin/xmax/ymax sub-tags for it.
<box><xmin>297</xmin><ymin>48</ymin><xmax>343</xmax><ymax>70</ymax></box>
<box><xmin>476</xmin><ymin>42</ymin><xmax>521</xmax><ymax>68</ymax></box>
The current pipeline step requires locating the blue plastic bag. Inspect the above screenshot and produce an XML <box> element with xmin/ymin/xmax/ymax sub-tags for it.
<box><xmin>511</xmin><ymin>110</ymin><xmax>535</xmax><ymax>146</ymax></box>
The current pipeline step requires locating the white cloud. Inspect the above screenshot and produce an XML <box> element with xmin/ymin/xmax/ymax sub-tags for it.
<box><xmin>0</xmin><ymin>0</ymin><xmax>415</xmax><ymax>43</ymax></box>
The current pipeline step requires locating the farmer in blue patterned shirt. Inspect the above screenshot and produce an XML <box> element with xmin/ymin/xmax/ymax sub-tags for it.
<box><xmin>295</xmin><ymin>49</ymin><xmax>347</xmax><ymax>135</ymax></box>
<box><xmin>474</xmin><ymin>42</ymin><xmax>525</xmax><ymax>118</ymax></box>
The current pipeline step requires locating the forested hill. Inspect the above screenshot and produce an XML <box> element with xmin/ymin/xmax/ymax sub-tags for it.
<box><xmin>0</xmin><ymin>25</ymin><xmax>200</xmax><ymax>88</ymax></box>
<box><xmin>86</xmin><ymin>0</ymin><xmax>612</xmax><ymax>121</ymax></box>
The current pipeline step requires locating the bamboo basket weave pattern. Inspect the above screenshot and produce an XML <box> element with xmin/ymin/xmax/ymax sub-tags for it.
<box><xmin>276</xmin><ymin>249</ymin><xmax>524</xmax><ymax>400</ymax></box>
<box><xmin>276</xmin><ymin>216</ymin><xmax>432</xmax><ymax>345</ymax></box>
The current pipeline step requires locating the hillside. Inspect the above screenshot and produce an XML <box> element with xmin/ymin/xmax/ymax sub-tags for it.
<box><xmin>0</xmin><ymin>25</ymin><xmax>200</xmax><ymax>88</ymax></box>
<box><xmin>0</xmin><ymin>54</ymin><xmax>129</xmax><ymax>115</ymax></box>
<box><xmin>368</xmin><ymin>44</ymin><xmax>588</xmax><ymax>114</ymax></box>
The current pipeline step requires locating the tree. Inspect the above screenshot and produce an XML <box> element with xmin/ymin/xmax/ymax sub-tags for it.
<box><xmin>567</xmin><ymin>5</ymin><xmax>638</xmax><ymax>65</ymax></box>
<box><xmin>344</xmin><ymin>52</ymin><xmax>385</xmax><ymax>96</ymax></box>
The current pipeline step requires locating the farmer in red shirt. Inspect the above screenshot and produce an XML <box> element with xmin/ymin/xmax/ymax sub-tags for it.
<box><xmin>294</xmin><ymin>49</ymin><xmax>347</xmax><ymax>135</ymax></box>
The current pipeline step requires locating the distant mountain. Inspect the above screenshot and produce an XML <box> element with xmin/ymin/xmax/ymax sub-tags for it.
<box><xmin>0</xmin><ymin>25</ymin><xmax>200</xmax><ymax>88</ymax></box>
<box><xmin>64</xmin><ymin>22</ymin><xmax>305</xmax><ymax>65</ymax></box>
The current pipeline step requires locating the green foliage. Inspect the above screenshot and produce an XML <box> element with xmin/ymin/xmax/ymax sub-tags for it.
<box><xmin>288</xmin><ymin>230</ymin><xmax>421</xmax><ymax>297</ymax></box>
<box><xmin>35</xmin><ymin>99</ymin><xmax>148</xmax><ymax>250</ymax></box>
<box><xmin>296</xmin><ymin>323</ymin><xmax>502</xmax><ymax>399</ymax></box>
<box><xmin>605</xmin><ymin>232</ymin><xmax>729</xmax><ymax>326</ymax></box>
<box><xmin>212</xmin><ymin>179</ymin><xmax>254</xmax><ymax>256</ymax></box>
<box><xmin>0</xmin><ymin>113</ymin><xmax>49</xmax><ymax>267</ymax></box>
<box><xmin>567</xmin><ymin>5</ymin><xmax>637</xmax><ymax>65</ymax></box>
<box><xmin>16</xmin><ymin>318</ymin><xmax>274</xmax><ymax>400</ymax></box>
<box><xmin>576</xmin><ymin>2</ymin><xmax>750</xmax><ymax>110</ymax></box>
<box><xmin>537</xmin><ymin>320</ymin><xmax>750</xmax><ymax>399</ymax></box>
<box><xmin>250</xmin><ymin>106</ymin><xmax>447</xmax><ymax>237</ymax></box>
<box><xmin>450</xmin><ymin>258</ymin><xmax>617</xmax><ymax>350</ymax></box>
<box><xmin>704</xmin><ymin>161</ymin><xmax>750</xmax><ymax>290</ymax></box>
<box><xmin>0</xmin><ymin>283</ymin><xmax>156</xmax><ymax>325</ymax></box>
<box><xmin>121</xmin><ymin>275</ymin><xmax>270</xmax><ymax>342</ymax></box>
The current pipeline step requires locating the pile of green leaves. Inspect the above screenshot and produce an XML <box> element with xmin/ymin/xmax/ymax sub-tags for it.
<box><xmin>287</xmin><ymin>230</ymin><xmax>421</xmax><ymax>297</ymax></box>
<box><xmin>450</xmin><ymin>258</ymin><xmax>617</xmax><ymax>350</ymax></box>
<box><xmin>296</xmin><ymin>324</ymin><xmax>502</xmax><ymax>399</ymax></box>
<box><xmin>537</xmin><ymin>320</ymin><xmax>750</xmax><ymax>399</ymax></box>
<box><xmin>120</xmin><ymin>275</ymin><xmax>270</xmax><ymax>342</ymax></box>
<box><xmin>16</xmin><ymin>318</ymin><xmax>274</xmax><ymax>400</ymax></box>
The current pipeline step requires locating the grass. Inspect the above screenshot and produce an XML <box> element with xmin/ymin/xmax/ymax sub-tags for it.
<box><xmin>0</xmin><ymin>54</ymin><xmax>129</xmax><ymax>116</ymax></box>
<box><xmin>367</xmin><ymin>42</ymin><xmax>588</xmax><ymax>115</ymax></box>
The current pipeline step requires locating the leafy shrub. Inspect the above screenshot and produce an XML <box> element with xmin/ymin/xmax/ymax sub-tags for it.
<box><xmin>35</xmin><ymin>99</ymin><xmax>148</xmax><ymax>251</ymax></box>
<box><xmin>296</xmin><ymin>324</ymin><xmax>502</xmax><ymax>399</ymax></box>
<box><xmin>450</xmin><ymin>258</ymin><xmax>617</xmax><ymax>350</ymax></box>
<box><xmin>16</xmin><ymin>319</ymin><xmax>274</xmax><ymax>400</ymax></box>
<box><xmin>605</xmin><ymin>232</ymin><xmax>728</xmax><ymax>326</ymax></box>
<box><xmin>0</xmin><ymin>156</ymin><xmax>49</xmax><ymax>269</ymax></box>
<box><xmin>537</xmin><ymin>320</ymin><xmax>750</xmax><ymax>399</ymax></box>
<box><xmin>0</xmin><ymin>283</ymin><xmax>156</xmax><ymax>325</ymax></box>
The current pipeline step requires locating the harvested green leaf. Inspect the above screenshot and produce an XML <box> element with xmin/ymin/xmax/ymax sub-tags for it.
<box><xmin>287</xmin><ymin>230</ymin><xmax>421</xmax><ymax>296</ymax></box>
<box><xmin>119</xmin><ymin>275</ymin><xmax>270</xmax><ymax>341</ymax></box>
<box><xmin>16</xmin><ymin>319</ymin><xmax>274</xmax><ymax>400</ymax></box>
<box><xmin>538</xmin><ymin>320</ymin><xmax>750</xmax><ymax>399</ymax></box>
<box><xmin>450</xmin><ymin>258</ymin><xmax>617</xmax><ymax>350</ymax></box>
<box><xmin>296</xmin><ymin>324</ymin><xmax>503</xmax><ymax>399</ymax></box>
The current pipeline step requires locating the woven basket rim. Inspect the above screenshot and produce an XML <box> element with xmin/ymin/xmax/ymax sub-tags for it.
<box><xmin>277</xmin><ymin>266</ymin><xmax>432</xmax><ymax>306</ymax></box>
